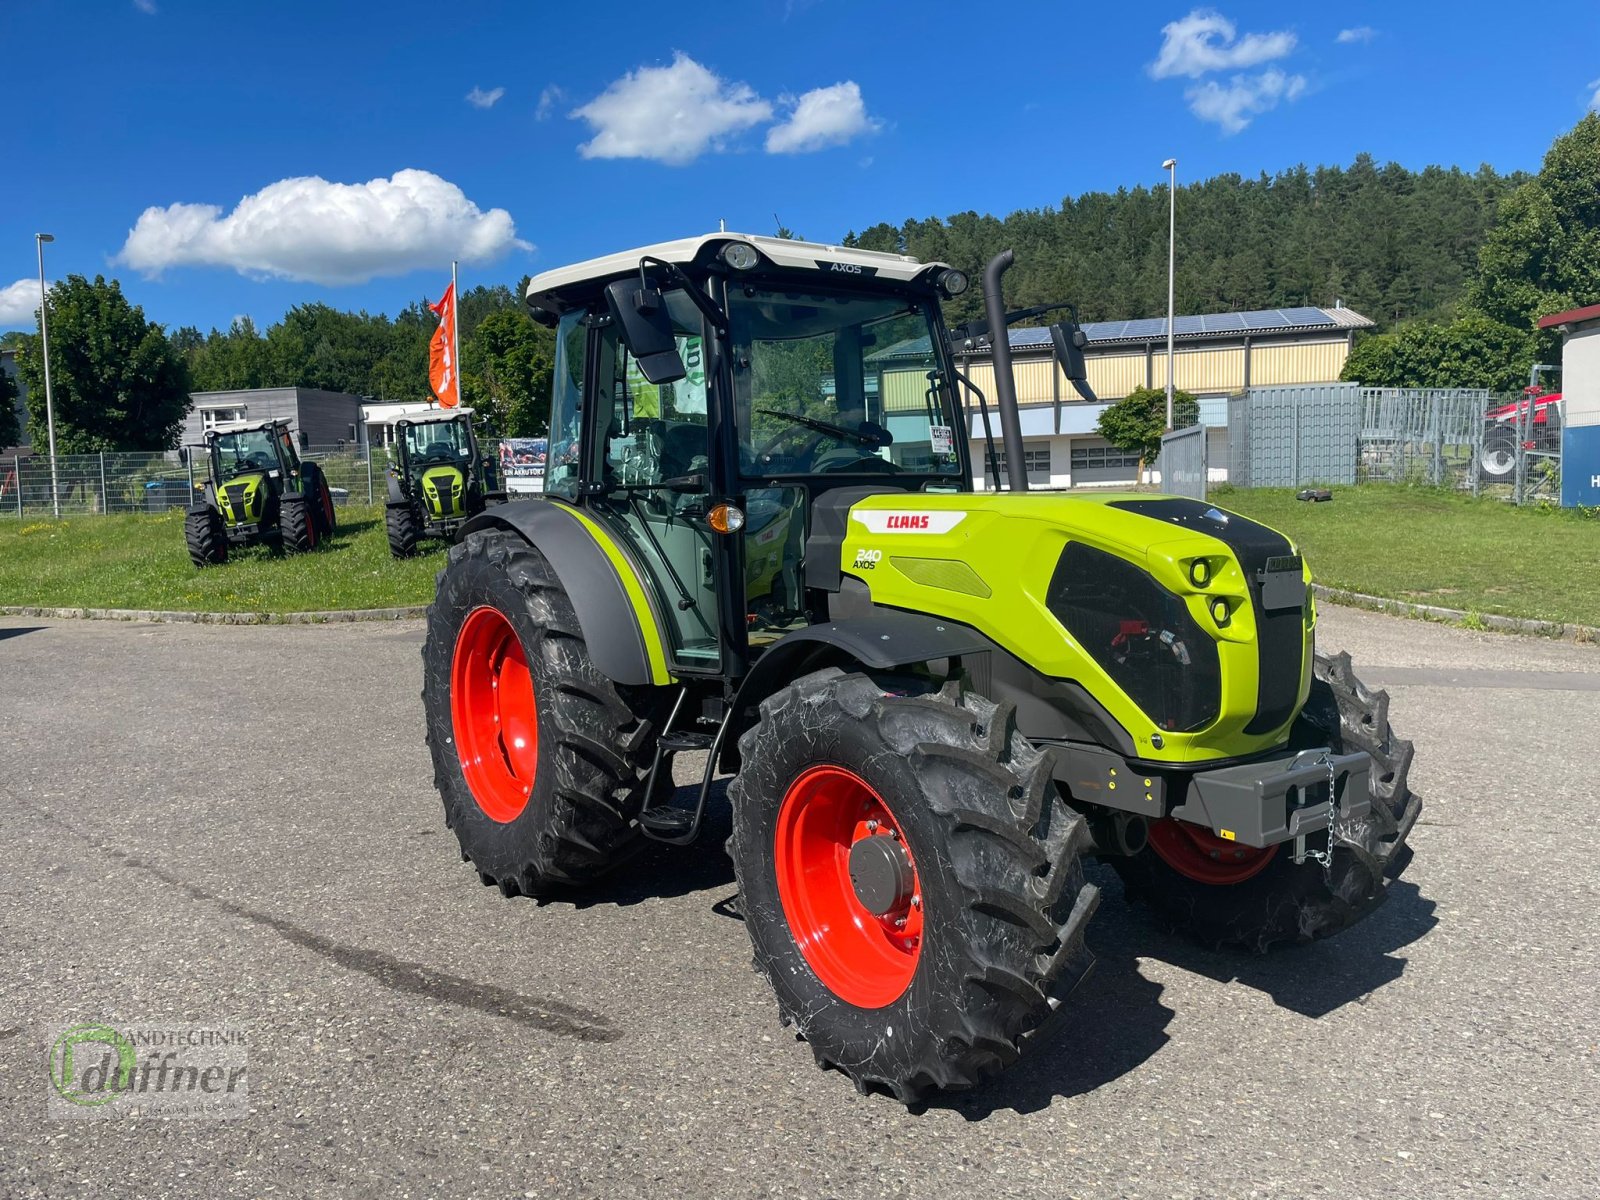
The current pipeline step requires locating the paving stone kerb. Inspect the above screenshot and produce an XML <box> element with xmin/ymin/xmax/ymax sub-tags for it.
<box><xmin>5</xmin><ymin>585</ymin><xmax>1596</xmax><ymax>640</ymax></box>
<box><xmin>0</xmin><ymin>604</ymin><xmax>426</xmax><ymax>625</ymax></box>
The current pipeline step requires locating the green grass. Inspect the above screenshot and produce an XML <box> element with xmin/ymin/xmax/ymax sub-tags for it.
<box><xmin>0</xmin><ymin>506</ymin><xmax>443</xmax><ymax>613</ymax></box>
<box><xmin>3</xmin><ymin>488</ymin><xmax>1597</xmax><ymax>627</ymax></box>
<box><xmin>1212</xmin><ymin>485</ymin><xmax>1600</xmax><ymax>628</ymax></box>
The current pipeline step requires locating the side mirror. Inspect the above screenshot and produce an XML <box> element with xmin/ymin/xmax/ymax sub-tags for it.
<box><xmin>604</xmin><ymin>277</ymin><xmax>687</xmax><ymax>385</ymax></box>
<box><xmin>1049</xmin><ymin>320</ymin><xmax>1088</xmax><ymax>381</ymax></box>
<box><xmin>1050</xmin><ymin>320</ymin><xmax>1099</xmax><ymax>403</ymax></box>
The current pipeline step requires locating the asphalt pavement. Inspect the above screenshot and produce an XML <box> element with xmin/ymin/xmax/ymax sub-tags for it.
<box><xmin>0</xmin><ymin>607</ymin><xmax>1595</xmax><ymax>1198</ymax></box>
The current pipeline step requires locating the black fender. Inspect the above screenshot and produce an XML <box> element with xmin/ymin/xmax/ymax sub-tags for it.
<box><xmin>385</xmin><ymin>471</ymin><xmax>407</xmax><ymax>505</ymax></box>
<box><xmin>457</xmin><ymin>499</ymin><xmax>671</xmax><ymax>687</ymax></box>
<box><xmin>721</xmin><ymin>611</ymin><xmax>990</xmax><ymax>772</ymax></box>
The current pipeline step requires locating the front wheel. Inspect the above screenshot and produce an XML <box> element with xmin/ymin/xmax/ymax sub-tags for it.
<box><xmin>279</xmin><ymin>494</ymin><xmax>317</xmax><ymax>553</ymax></box>
<box><xmin>184</xmin><ymin>505</ymin><xmax>228</xmax><ymax>567</ymax></box>
<box><xmin>385</xmin><ymin>503</ymin><xmax>420</xmax><ymax>558</ymax></box>
<box><xmin>728</xmin><ymin>670</ymin><xmax>1099</xmax><ymax>1103</ymax></box>
<box><xmin>422</xmin><ymin>530</ymin><xmax>663</xmax><ymax>894</ymax></box>
<box><xmin>1107</xmin><ymin>651</ymin><xmax>1421</xmax><ymax>951</ymax></box>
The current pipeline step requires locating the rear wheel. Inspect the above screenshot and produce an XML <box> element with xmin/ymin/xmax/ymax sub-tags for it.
<box><xmin>305</xmin><ymin>464</ymin><xmax>337</xmax><ymax>536</ymax></box>
<box><xmin>728</xmin><ymin>670</ymin><xmax>1099</xmax><ymax>1103</ymax></box>
<box><xmin>422</xmin><ymin>530</ymin><xmax>663</xmax><ymax>894</ymax></box>
<box><xmin>1108</xmin><ymin>651</ymin><xmax>1421</xmax><ymax>951</ymax></box>
<box><xmin>386</xmin><ymin>503</ymin><xmax>420</xmax><ymax>558</ymax></box>
<box><xmin>279</xmin><ymin>493</ymin><xmax>317</xmax><ymax>553</ymax></box>
<box><xmin>184</xmin><ymin>505</ymin><xmax>228</xmax><ymax>567</ymax></box>
<box><xmin>1480</xmin><ymin>427</ymin><xmax>1516</xmax><ymax>479</ymax></box>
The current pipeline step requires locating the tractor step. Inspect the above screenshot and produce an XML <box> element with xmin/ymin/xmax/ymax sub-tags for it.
<box><xmin>636</xmin><ymin>806</ymin><xmax>698</xmax><ymax>836</ymax></box>
<box><xmin>657</xmin><ymin>731</ymin><xmax>713</xmax><ymax>752</ymax></box>
<box><xmin>636</xmin><ymin>690</ymin><xmax>731</xmax><ymax>847</ymax></box>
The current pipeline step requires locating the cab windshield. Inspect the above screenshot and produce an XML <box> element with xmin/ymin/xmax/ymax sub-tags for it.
<box><xmin>212</xmin><ymin>429</ymin><xmax>279</xmax><ymax>479</ymax></box>
<box><xmin>403</xmin><ymin>419</ymin><xmax>472</xmax><ymax>469</ymax></box>
<box><xmin>729</xmin><ymin>289</ymin><xmax>962</xmax><ymax>479</ymax></box>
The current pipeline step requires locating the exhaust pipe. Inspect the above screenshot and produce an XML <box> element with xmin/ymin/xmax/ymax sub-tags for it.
<box><xmin>982</xmin><ymin>251</ymin><xmax>1029</xmax><ymax>493</ymax></box>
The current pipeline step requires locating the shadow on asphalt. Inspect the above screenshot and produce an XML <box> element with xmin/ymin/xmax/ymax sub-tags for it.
<box><xmin>528</xmin><ymin>786</ymin><xmax>1437</xmax><ymax>1117</ymax></box>
<box><xmin>0</xmin><ymin>625</ymin><xmax>45</xmax><ymax>642</ymax></box>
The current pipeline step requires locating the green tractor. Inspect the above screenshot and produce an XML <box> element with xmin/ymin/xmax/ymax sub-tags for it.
<box><xmin>418</xmin><ymin>235</ymin><xmax>1421</xmax><ymax>1103</ymax></box>
<box><xmin>384</xmin><ymin>408</ymin><xmax>504</xmax><ymax>557</ymax></box>
<box><xmin>184</xmin><ymin>418</ymin><xmax>336</xmax><ymax>567</ymax></box>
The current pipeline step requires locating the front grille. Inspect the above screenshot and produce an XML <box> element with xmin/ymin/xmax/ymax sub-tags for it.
<box><xmin>1107</xmin><ymin>498</ymin><xmax>1303</xmax><ymax>735</ymax></box>
<box><xmin>1046</xmin><ymin>542</ymin><xmax>1221</xmax><ymax>733</ymax></box>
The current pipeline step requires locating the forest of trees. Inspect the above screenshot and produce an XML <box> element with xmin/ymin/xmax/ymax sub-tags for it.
<box><xmin>169</xmin><ymin>281</ymin><xmax>555</xmax><ymax>439</ymax></box>
<box><xmin>10</xmin><ymin>117</ymin><xmax>1597</xmax><ymax>451</ymax></box>
<box><xmin>846</xmin><ymin>154</ymin><xmax>1526</xmax><ymax>328</ymax></box>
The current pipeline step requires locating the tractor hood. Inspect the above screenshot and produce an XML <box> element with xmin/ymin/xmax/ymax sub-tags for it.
<box><xmin>836</xmin><ymin>492</ymin><xmax>1314</xmax><ymax>765</ymax></box>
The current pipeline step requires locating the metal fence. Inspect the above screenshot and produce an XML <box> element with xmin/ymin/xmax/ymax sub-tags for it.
<box><xmin>0</xmin><ymin>441</ymin><xmax>539</xmax><ymax>519</ymax></box>
<box><xmin>1157</xmin><ymin>424</ymin><xmax>1207</xmax><ymax>501</ymax></box>
<box><xmin>1225</xmin><ymin>384</ymin><xmax>1560</xmax><ymax>503</ymax></box>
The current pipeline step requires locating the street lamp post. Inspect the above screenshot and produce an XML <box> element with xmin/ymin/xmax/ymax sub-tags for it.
<box><xmin>1162</xmin><ymin>158</ymin><xmax>1177</xmax><ymax>432</ymax></box>
<box><xmin>35</xmin><ymin>233</ymin><xmax>60</xmax><ymax>518</ymax></box>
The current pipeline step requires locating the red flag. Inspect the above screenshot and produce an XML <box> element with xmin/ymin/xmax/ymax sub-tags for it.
<box><xmin>429</xmin><ymin>283</ymin><xmax>460</xmax><ymax>408</ymax></box>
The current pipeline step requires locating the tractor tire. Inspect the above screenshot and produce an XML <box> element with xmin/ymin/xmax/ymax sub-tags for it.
<box><xmin>278</xmin><ymin>494</ymin><xmax>317</xmax><ymax>554</ymax></box>
<box><xmin>306</xmin><ymin>464</ymin><xmax>337</xmax><ymax>536</ymax></box>
<box><xmin>728</xmin><ymin>669</ymin><xmax>1100</xmax><ymax>1104</ymax></box>
<box><xmin>385</xmin><ymin>503</ymin><xmax>420</xmax><ymax>558</ymax></box>
<box><xmin>184</xmin><ymin>506</ymin><xmax>228</xmax><ymax>567</ymax></box>
<box><xmin>422</xmin><ymin>530</ymin><xmax>663</xmax><ymax>895</ymax></box>
<box><xmin>1480</xmin><ymin>428</ymin><xmax>1517</xmax><ymax>479</ymax></box>
<box><xmin>1107</xmin><ymin>651</ymin><xmax>1421</xmax><ymax>952</ymax></box>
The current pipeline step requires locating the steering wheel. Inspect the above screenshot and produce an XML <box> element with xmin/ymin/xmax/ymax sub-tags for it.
<box><xmin>814</xmin><ymin>451</ymin><xmax>901</xmax><ymax>474</ymax></box>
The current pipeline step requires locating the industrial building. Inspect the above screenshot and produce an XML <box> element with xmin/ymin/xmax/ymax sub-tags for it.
<box><xmin>951</xmin><ymin>304</ymin><xmax>1374</xmax><ymax>488</ymax></box>
<box><xmin>180</xmin><ymin>387</ymin><xmax>367</xmax><ymax>450</ymax></box>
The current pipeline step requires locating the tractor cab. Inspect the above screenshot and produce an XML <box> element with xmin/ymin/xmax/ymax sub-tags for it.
<box><xmin>525</xmin><ymin>235</ymin><xmax>995</xmax><ymax>670</ymax></box>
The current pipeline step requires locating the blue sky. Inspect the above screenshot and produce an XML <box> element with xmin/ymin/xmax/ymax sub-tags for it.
<box><xmin>4</xmin><ymin>0</ymin><xmax>1598</xmax><ymax>333</ymax></box>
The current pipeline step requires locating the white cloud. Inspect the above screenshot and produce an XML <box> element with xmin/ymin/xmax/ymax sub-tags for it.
<box><xmin>1589</xmin><ymin>78</ymin><xmax>1600</xmax><ymax>112</ymax></box>
<box><xmin>572</xmin><ymin>53</ymin><xmax>773</xmax><ymax>165</ymax></box>
<box><xmin>1336</xmin><ymin>27</ymin><xmax>1375</xmax><ymax>44</ymax></box>
<box><xmin>132</xmin><ymin>0</ymin><xmax>157</xmax><ymax>13</ymax></box>
<box><xmin>1186</xmin><ymin>68</ymin><xmax>1307</xmax><ymax>134</ymax></box>
<box><xmin>765</xmin><ymin>81</ymin><xmax>878</xmax><ymax>154</ymax></box>
<box><xmin>115</xmin><ymin>169</ymin><xmax>530</xmax><ymax>286</ymax></box>
<box><xmin>536</xmin><ymin>85</ymin><xmax>565</xmax><ymax>121</ymax></box>
<box><xmin>0</xmin><ymin>279</ymin><xmax>47</xmax><ymax>329</ymax></box>
<box><xmin>465</xmin><ymin>86</ymin><xmax>505</xmax><ymax>109</ymax></box>
<box><xmin>1150</xmin><ymin>9</ymin><xmax>1295</xmax><ymax>80</ymax></box>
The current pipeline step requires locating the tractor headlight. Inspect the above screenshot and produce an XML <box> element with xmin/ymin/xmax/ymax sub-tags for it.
<box><xmin>1188</xmin><ymin>558</ymin><xmax>1211</xmax><ymax>587</ymax></box>
<box><xmin>1210</xmin><ymin>598</ymin><xmax>1231</xmax><ymax>627</ymax></box>
<box><xmin>721</xmin><ymin>242</ymin><xmax>760</xmax><ymax>271</ymax></box>
<box><xmin>937</xmin><ymin>268</ymin><xmax>969</xmax><ymax>298</ymax></box>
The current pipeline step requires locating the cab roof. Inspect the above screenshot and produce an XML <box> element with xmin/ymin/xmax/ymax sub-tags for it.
<box><xmin>206</xmin><ymin>418</ymin><xmax>290</xmax><ymax>436</ymax></box>
<box><xmin>397</xmin><ymin>407</ymin><xmax>475</xmax><ymax>426</ymax></box>
<box><xmin>525</xmin><ymin>233</ymin><xmax>947</xmax><ymax>312</ymax></box>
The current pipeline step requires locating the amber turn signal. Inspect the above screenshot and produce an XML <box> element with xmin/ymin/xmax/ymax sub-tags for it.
<box><xmin>708</xmin><ymin>503</ymin><xmax>745</xmax><ymax>534</ymax></box>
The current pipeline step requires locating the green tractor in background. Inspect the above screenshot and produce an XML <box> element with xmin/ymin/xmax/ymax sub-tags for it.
<box><xmin>418</xmin><ymin>234</ymin><xmax>1421</xmax><ymax>1104</ymax></box>
<box><xmin>384</xmin><ymin>408</ymin><xmax>504</xmax><ymax>557</ymax></box>
<box><xmin>184</xmin><ymin>418</ymin><xmax>336</xmax><ymax>567</ymax></box>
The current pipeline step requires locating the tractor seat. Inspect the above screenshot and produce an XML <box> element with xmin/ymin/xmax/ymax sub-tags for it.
<box><xmin>422</xmin><ymin>441</ymin><xmax>456</xmax><ymax>461</ymax></box>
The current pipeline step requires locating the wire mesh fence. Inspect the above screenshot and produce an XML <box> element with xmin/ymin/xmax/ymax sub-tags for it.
<box><xmin>0</xmin><ymin>440</ymin><xmax>544</xmax><ymax>520</ymax></box>
<box><xmin>1225</xmin><ymin>385</ymin><xmax>1562</xmax><ymax>504</ymax></box>
<box><xmin>1157</xmin><ymin>424</ymin><xmax>1207</xmax><ymax>501</ymax></box>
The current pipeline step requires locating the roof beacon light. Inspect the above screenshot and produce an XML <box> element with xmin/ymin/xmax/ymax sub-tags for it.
<box><xmin>937</xmin><ymin>268</ymin><xmax>969</xmax><ymax>297</ymax></box>
<box><xmin>721</xmin><ymin>242</ymin><xmax>760</xmax><ymax>271</ymax></box>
